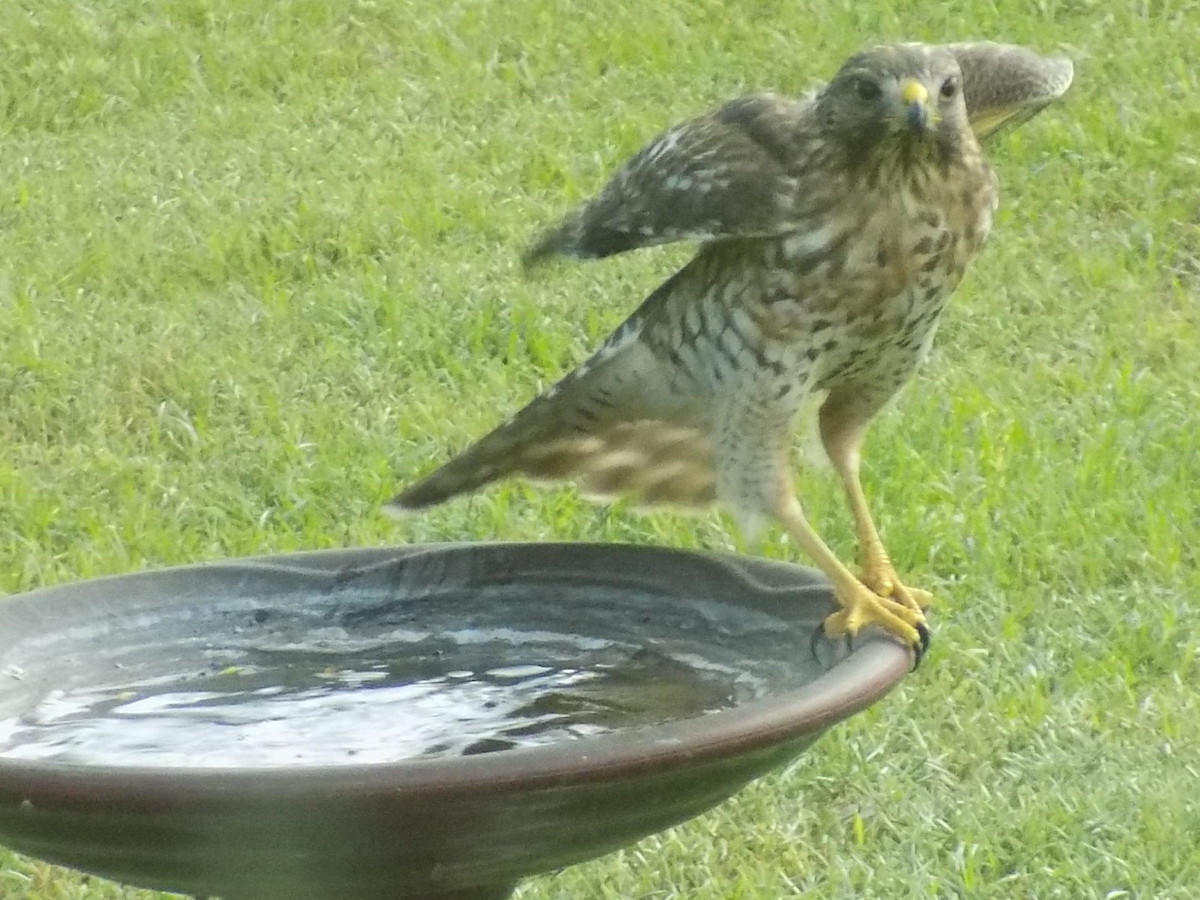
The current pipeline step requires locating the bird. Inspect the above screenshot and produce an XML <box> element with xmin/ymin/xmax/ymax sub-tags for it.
<box><xmin>391</xmin><ymin>41</ymin><xmax>1073</xmax><ymax>663</ymax></box>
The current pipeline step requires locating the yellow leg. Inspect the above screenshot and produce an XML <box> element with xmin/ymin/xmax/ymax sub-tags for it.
<box><xmin>774</xmin><ymin>495</ymin><xmax>926</xmax><ymax>652</ymax></box>
<box><xmin>839</xmin><ymin>467</ymin><xmax>933</xmax><ymax>613</ymax></box>
<box><xmin>819</xmin><ymin>393</ymin><xmax>933</xmax><ymax>616</ymax></box>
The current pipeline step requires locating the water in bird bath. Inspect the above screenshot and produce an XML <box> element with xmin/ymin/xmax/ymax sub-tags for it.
<box><xmin>0</xmin><ymin>625</ymin><xmax>759</xmax><ymax>768</ymax></box>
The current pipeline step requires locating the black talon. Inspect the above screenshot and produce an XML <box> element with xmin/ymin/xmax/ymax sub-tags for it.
<box><xmin>809</xmin><ymin>623</ymin><xmax>824</xmax><ymax>661</ymax></box>
<box><xmin>810</xmin><ymin>620</ymin><xmax>857</xmax><ymax>667</ymax></box>
<box><xmin>811</xmin><ymin>619</ymin><xmax>929</xmax><ymax>671</ymax></box>
<box><xmin>911</xmin><ymin>622</ymin><xmax>932</xmax><ymax>670</ymax></box>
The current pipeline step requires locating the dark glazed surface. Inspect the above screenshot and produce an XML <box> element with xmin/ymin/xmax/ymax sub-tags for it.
<box><xmin>0</xmin><ymin>543</ymin><xmax>910</xmax><ymax>900</ymax></box>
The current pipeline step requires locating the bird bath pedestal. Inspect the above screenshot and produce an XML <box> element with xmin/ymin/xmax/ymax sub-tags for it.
<box><xmin>0</xmin><ymin>543</ymin><xmax>910</xmax><ymax>899</ymax></box>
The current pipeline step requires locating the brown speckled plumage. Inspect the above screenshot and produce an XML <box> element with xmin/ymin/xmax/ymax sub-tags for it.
<box><xmin>393</xmin><ymin>41</ymin><xmax>1072</xmax><ymax>659</ymax></box>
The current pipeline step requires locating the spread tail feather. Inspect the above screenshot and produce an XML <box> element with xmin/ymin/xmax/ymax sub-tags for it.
<box><xmin>389</xmin><ymin>316</ymin><xmax>717</xmax><ymax>512</ymax></box>
<box><xmin>389</xmin><ymin>403</ymin><xmax>554</xmax><ymax>511</ymax></box>
<box><xmin>389</xmin><ymin>414</ymin><xmax>717</xmax><ymax>512</ymax></box>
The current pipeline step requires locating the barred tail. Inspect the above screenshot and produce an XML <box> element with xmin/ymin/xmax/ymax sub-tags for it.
<box><xmin>388</xmin><ymin>393</ymin><xmax>564</xmax><ymax>511</ymax></box>
<box><xmin>388</xmin><ymin>310</ymin><xmax>716</xmax><ymax>513</ymax></box>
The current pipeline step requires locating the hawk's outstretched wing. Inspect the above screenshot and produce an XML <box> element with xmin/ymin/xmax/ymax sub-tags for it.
<box><xmin>523</xmin><ymin>93</ymin><xmax>815</xmax><ymax>267</ymax></box>
<box><xmin>524</xmin><ymin>42</ymin><xmax>1073</xmax><ymax>267</ymax></box>
<box><xmin>948</xmin><ymin>42</ymin><xmax>1074</xmax><ymax>139</ymax></box>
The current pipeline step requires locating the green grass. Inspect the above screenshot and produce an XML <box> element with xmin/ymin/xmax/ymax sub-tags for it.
<box><xmin>2</xmin><ymin>0</ymin><xmax>1198</xmax><ymax>897</ymax></box>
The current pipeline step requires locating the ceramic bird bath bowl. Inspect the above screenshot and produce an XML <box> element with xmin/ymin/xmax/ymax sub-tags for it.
<box><xmin>0</xmin><ymin>543</ymin><xmax>909</xmax><ymax>900</ymax></box>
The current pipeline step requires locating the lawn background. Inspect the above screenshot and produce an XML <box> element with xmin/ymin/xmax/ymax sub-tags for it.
<box><xmin>1</xmin><ymin>0</ymin><xmax>1198</xmax><ymax>897</ymax></box>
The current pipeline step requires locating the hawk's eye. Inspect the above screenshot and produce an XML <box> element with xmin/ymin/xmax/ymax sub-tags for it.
<box><xmin>855</xmin><ymin>78</ymin><xmax>882</xmax><ymax>102</ymax></box>
<box><xmin>940</xmin><ymin>77</ymin><xmax>958</xmax><ymax>100</ymax></box>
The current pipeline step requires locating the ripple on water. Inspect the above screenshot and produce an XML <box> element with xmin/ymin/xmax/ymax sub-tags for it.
<box><xmin>0</xmin><ymin>634</ymin><xmax>759</xmax><ymax>768</ymax></box>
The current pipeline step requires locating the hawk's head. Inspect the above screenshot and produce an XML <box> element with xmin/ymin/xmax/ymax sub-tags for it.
<box><xmin>817</xmin><ymin>43</ymin><xmax>974</xmax><ymax>169</ymax></box>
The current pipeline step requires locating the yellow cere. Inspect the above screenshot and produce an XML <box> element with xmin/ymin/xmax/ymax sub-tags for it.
<box><xmin>900</xmin><ymin>79</ymin><xmax>930</xmax><ymax>104</ymax></box>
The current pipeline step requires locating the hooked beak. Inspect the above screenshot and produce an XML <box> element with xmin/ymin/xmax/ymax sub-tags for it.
<box><xmin>900</xmin><ymin>79</ymin><xmax>931</xmax><ymax>134</ymax></box>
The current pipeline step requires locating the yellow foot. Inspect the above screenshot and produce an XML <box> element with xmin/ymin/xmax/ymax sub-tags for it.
<box><xmin>860</xmin><ymin>564</ymin><xmax>933</xmax><ymax>614</ymax></box>
<box><xmin>823</xmin><ymin>581</ymin><xmax>930</xmax><ymax>660</ymax></box>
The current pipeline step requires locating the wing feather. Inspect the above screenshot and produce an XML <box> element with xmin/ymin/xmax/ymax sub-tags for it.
<box><xmin>948</xmin><ymin>42</ymin><xmax>1074</xmax><ymax>140</ymax></box>
<box><xmin>523</xmin><ymin>92</ymin><xmax>816</xmax><ymax>266</ymax></box>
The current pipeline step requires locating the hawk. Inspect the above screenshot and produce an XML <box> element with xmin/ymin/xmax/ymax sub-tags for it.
<box><xmin>392</xmin><ymin>42</ymin><xmax>1073</xmax><ymax>662</ymax></box>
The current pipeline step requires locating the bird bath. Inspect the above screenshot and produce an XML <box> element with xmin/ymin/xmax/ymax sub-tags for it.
<box><xmin>0</xmin><ymin>542</ymin><xmax>910</xmax><ymax>900</ymax></box>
